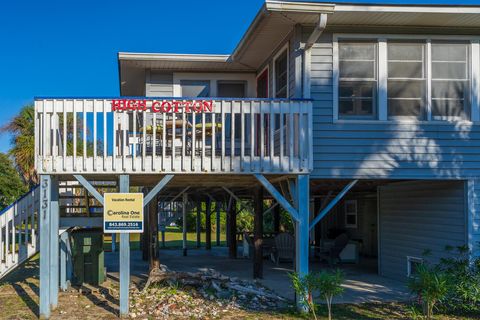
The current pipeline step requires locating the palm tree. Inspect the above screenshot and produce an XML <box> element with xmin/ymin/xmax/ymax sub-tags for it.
<box><xmin>0</xmin><ymin>105</ymin><xmax>36</xmax><ymax>186</ymax></box>
<box><xmin>1</xmin><ymin>104</ymin><xmax>100</xmax><ymax>187</ymax></box>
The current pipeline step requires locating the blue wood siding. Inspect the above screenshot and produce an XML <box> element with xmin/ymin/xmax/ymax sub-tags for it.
<box><xmin>468</xmin><ymin>179</ymin><xmax>480</xmax><ymax>259</ymax></box>
<box><xmin>308</xmin><ymin>31</ymin><xmax>480</xmax><ymax>179</ymax></box>
<box><xmin>379</xmin><ymin>181</ymin><xmax>467</xmax><ymax>281</ymax></box>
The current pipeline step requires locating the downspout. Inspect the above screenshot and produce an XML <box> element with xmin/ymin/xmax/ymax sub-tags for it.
<box><xmin>302</xmin><ymin>13</ymin><xmax>328</xmax><ymax>99</ymax></box>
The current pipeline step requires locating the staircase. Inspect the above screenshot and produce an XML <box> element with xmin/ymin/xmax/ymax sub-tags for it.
<box><xmin>0</xmin><ymin>186</ymin><xmax>40</xmax><ymax>279</ymax></box>
<box><xmin>0</xmin><ymin>180</ymin><xmax>118</xmax><ymax>280</ymax></box>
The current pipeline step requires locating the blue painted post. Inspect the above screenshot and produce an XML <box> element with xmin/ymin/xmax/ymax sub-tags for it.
<box><xmin>182</xmin><ymin>192</ymin><xmax>188</xmax><ymax>256</ymax></box>
<box><xmin>119</xmin><ymin>175</ymin><xmax>130</xmax><ymax>317</ymax></box>
<box><xmin>295</xmin><ymin>175</ymin><xmax>310</xmax><ymax>312</ymax></box>
<box><xmin>216</xmin><ymin>202</ymin><xmax>221</xmax><ymax>247</ymax></box>
<box><xmin>112</xmin><ymin>234</ymin><xmax>116</xmax><ymax>252</ymax></box>
<box><xmin>39</xmin><ymin>175</ymin><xmax>51</xmax><ymax>319</ymax></box>
<box><xmin>60</xmin><ymin>231</ymin><xmax>71</xmax><ymax>291</ymax></box>
<box><xmin>50</xmin><ymin>177</ymin><xmax>59</xmax><ymax>310</ymax></box>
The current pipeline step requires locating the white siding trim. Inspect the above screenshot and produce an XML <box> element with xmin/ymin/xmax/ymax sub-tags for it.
<box><xmin>471</xmin><ymin>41</ymin><xmax>480</xmax><ymax>122</ymax></box>
<box><xmin>332</xmin><ymin>39</ymin><xmax>339</xmax><ymax>121</ymax></box>
<box><xmin>426</xmin><ymin>40</ymin><xmax>432</xmax><ymax>121</ymax></box>
<box><xmin>378</xmin><ymin>39</ymin><xmax>387</xmax><ymax>121</ymax></box>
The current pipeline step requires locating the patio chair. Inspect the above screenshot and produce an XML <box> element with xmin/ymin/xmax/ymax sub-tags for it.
<box><xmin>272</xmin><ymin>233</ymin><xmax>295</xmax><ymax>265</ymax></box>
<box><xmin>242</xmin><ymin>232</ymin><xmax>276</xmax><ymax>259</ymax></box>
<box><xmin>318</xmin><ymin>233</ymin><xmax>349</xmax><ymax>266</ymax></box>
<box><xmin>242</xmin><ymin>232</ymin><xmax>253</xmax><ymax>258</ymax></box>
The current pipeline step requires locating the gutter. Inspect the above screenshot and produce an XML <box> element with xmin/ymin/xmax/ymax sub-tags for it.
<box><xmin>305</xmin><ymin>13</ymin><xmax>328</xmax><ymax>50</ymax></box>
<box><xmin>302</xmin><ymin>13</ymin><xmax>328</xmax><ymax>99</ymax></box>
<box><xmin>232</xmin><ymin>1</ymin><xmax>334</xmax><ymax>62</ymax></box>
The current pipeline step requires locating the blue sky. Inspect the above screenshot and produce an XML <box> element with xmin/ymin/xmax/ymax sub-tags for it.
<box><xmin>1</xmin><ymin>0</ymin><xmax>480</xmax><ymax>153</ymax></box>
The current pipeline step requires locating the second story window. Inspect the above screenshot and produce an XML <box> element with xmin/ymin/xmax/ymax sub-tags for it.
<box><xmin>387</xmin><ymin>42</ymin><xmax>426</xmax><ymax>120</ymax></box>
<box><xmin>335</xmin><ymin>37</ymin><xmax>476</xmax><ymax>122</ymax></box>
<box><xmin>274</xmin><ymin>48</ymin><xmax>288</xmax><ymax>98</ymax></box>
<box><xmin>338</xmin><ymin>42</ymin><xmax>377</xmax><ymax>119</ymax></box>
<box><xmin>431</xmin><ymin>42</ymin><xmax>470</xmax><ymax>120</ymax></box>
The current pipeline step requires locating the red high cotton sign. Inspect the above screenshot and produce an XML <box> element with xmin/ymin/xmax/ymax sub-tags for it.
<box><xmin>111</xmin><ymin>99</ymin><xmax>214</xmax><ymax>113</ymax></box>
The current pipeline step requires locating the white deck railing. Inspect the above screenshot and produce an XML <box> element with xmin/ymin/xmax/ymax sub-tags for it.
<box><xmin>35</xmin><ymin>98</ymin><xmax>313</xmax><ymax>174</ymax></box>
<box><xmin>0</xmin><ymin>187</ymin><xmax>39</xmax><ymax>279</ymax></box>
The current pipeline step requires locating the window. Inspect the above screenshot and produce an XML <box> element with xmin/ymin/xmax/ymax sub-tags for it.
<box><xmin>431</xmin><ymin>42</ymin><xmax>470</xmax><ymax>120</ymax></box>
<box><xmin>335</xmin><ymin>36</ymin><xmax>476</xmax><ymax>122</ymax></box>
<box><xmin>407</xmin><ymin>256</ymin><xmax>424</xmax><ymax>278</ymax></box>
<box><xmin>180</xmin><ymin>80</ymin><xmax>210</xmax><ymax>97</ymax></box>
<box><xmin>274</xmin><ymin>49</ymin><xmax>288</xmax><ymax>98</ymax></box>
<box><xmin>387</xmin><ymin>42</ymin><xmax>426</xmax><ymax>120</ymax></box>
<box><xmin>217</xmin><ymin>81</ymin><xmax>246</xmax><ymax>98</ymax></box>
<box><xmin>338</xmin><ymin>42</ymin><xmax>377</xmax><ymax>119</ymax></box>
<box><xmin>344</xmin><ymin>200</ymin><xmax>357</xmax><ymax>228</ymax></box>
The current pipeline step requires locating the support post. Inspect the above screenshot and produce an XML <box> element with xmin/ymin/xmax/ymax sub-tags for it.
<box><xmin>39</xmin><ymin>175</ymin><xmax>51</xmax><ymax>319</ymax></box>
<box><xmin>60</xmin><ymin>230</ymin><xmax>72</xmax><ymax>291</ymax></box>
<box><xmin>182</xmin><ymin>193</ymin><xmax>188</xmax><ymax>256</ymax></box>
<box><xmin>273</xmin><ymin>202</ymin><xmax>280</xmax><ymax>234</ymax></box>
<box><xmin>49</xmin><ymin>177</ymin><xmax>59</xmax><ymax>310</ymax></box>
<box><xmin>295</xmin><ymin>175</ymin><xmax>310</xmax><ymax>312</ymax></box>
<box><xmin>149</xmin><ymin>194</ymin><xmax>159</xmax><ymax>271</ymax></box>
<box><xmin>216</xmin><ymin>202</ymin><xmax>221</xmax><ymax>247</ymax></box>
<box><xmin>253</xmin><ymin>186</ymin><xmax>264</xmax><ymax>278</ymax></box>
<box><xmin>142</xmin><ymin>188</ymin><xmax>150</xmax><ymax>261</ymax></box>
<box><xmin>228</xmin><ymin>199</ymin><xmax>237</xmax><ymax>259</ymax></box>
<box><xmin>119</xmin><ymin>175</ymin><xmax>130</xmax><ymax>317</ymax></box>
<box><xmin>111</xmin><ymin>234</ymin><xmax>116</xmax><ymax>252</ymax></box>
<box><xmin>314</xmin><ymin>197</ymin><xmax>321</xmax><ymax>248</ymax></box>
<box><xmin>205</xmin><ymin>197</ymin><xmax>212</xmax><ymax>250</ymax></box>
<box><xmin>196</xmin><ymin>200</ymin><xmax>201</xmax><ymax>248</ymax></box>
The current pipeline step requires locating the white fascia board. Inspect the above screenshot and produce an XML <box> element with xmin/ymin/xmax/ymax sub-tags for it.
<box><xmin>266</xmin><ymin>0</ymin><xmax>335</xmax><ymax>14</ymax></box>
<box><xmin>334</xmin><ymin>4</ymin><xmax>480</xmax><ymax>14</ymax></box>
<box><xmin>118</xmin><ymin>52</ymin><xmax>231</xmax><ymax>62</ymax></box>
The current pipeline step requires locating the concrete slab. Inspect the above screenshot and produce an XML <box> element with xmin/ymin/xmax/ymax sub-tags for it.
<box><xmin>105</xmin><ymin>247</ymin><xmax>411</xmax><ymax>304</ymax></box>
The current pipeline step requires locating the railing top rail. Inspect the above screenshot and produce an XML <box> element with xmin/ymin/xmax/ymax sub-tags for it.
<box><xmin>34</xmin><ymin>97</ymin><xmax>314</xmax><ymax>102</ymax></box>
<box><xmin>0</xmin><ymin>185</ymin><xmax>38</xmax><ymax>217</ymax></box>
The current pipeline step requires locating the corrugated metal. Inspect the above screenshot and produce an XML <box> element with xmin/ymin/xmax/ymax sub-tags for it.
<box><xmin>379</xmin><ymin>181</ymin><xmax>466</xmax><ymax>281</ymax></box>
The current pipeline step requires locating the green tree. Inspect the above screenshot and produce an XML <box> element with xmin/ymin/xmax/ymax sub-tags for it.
<box><xmin>1</xmin><ymin>105</ymin><xmax>99</xmax><ymax>188</ymax></box>
<box><xmin>1</xmin><ymin>105</ymin><xmax>36</xmax><ymax>186</ymax></box>
<box><xmin>0</xmin><ymin>153</ymin><xmax>28</xmax><ymax>210</ymax></box>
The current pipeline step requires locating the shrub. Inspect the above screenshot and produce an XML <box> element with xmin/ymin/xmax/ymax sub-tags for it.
<box><xmin>407</xmin><ymin>263</ymin><xmax>449</xmax><ymax>319</ymax></box>
<box><xmin>439</xmin><ymin>245</ymin><xmax>480</xmax><ymax>313</ymax></box>
<box><xmin>289</xmin><ymin>269</ymin><xmax>344</xmax><ymax>320</ymax></box>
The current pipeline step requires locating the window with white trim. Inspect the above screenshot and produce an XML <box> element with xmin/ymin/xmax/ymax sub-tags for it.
<box><xmin>338</xmin><ymin>42</ymin><xmax>377</xmax><ymax>119</ymax></box>
<box><xmin>344</xmin><ymin>200</ymin><xmax>358</xmax><ymax>228</ymax></box>
<box><xmin>431</xmin><ymin>42</ymin><xmax>470</xmax><ymax>120</ymax></box>
<box><xmin>407</xmin><ymin>256</ymin><xmax>424</xmax><ymax>278</ymax></box>
<box><xmin>335</xmin><ymin>37</ymin><xmax>475</xmax><ymax>122</ymax></box>
<box><xmin>387</xmin><ymin>42</ymin><xmax>427</xmax><ymax>120</ymax></box>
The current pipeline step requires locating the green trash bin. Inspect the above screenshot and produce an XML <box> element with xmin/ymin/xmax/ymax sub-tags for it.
<box><xmin>71</xmin><ymin>228</ymin><xmax>105</xmax><ymax>286</ymax></box>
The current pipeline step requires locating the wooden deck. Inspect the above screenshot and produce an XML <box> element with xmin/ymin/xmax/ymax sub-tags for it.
<box><xmin>35</xmin><ymin>98</ymin><xmax>313</xmax><ymax>175</ymax></box>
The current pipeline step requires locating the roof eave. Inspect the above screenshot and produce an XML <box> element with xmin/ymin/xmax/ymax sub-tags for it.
<box><xmin>231</xmin><ymin>1</ymin><xmax>335</xmax><ymax>62</ymax></box>
<box><xmin>118</xmin><ymin>52</ymin><xmax>231</xmax><ymax>63</ymax></box>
